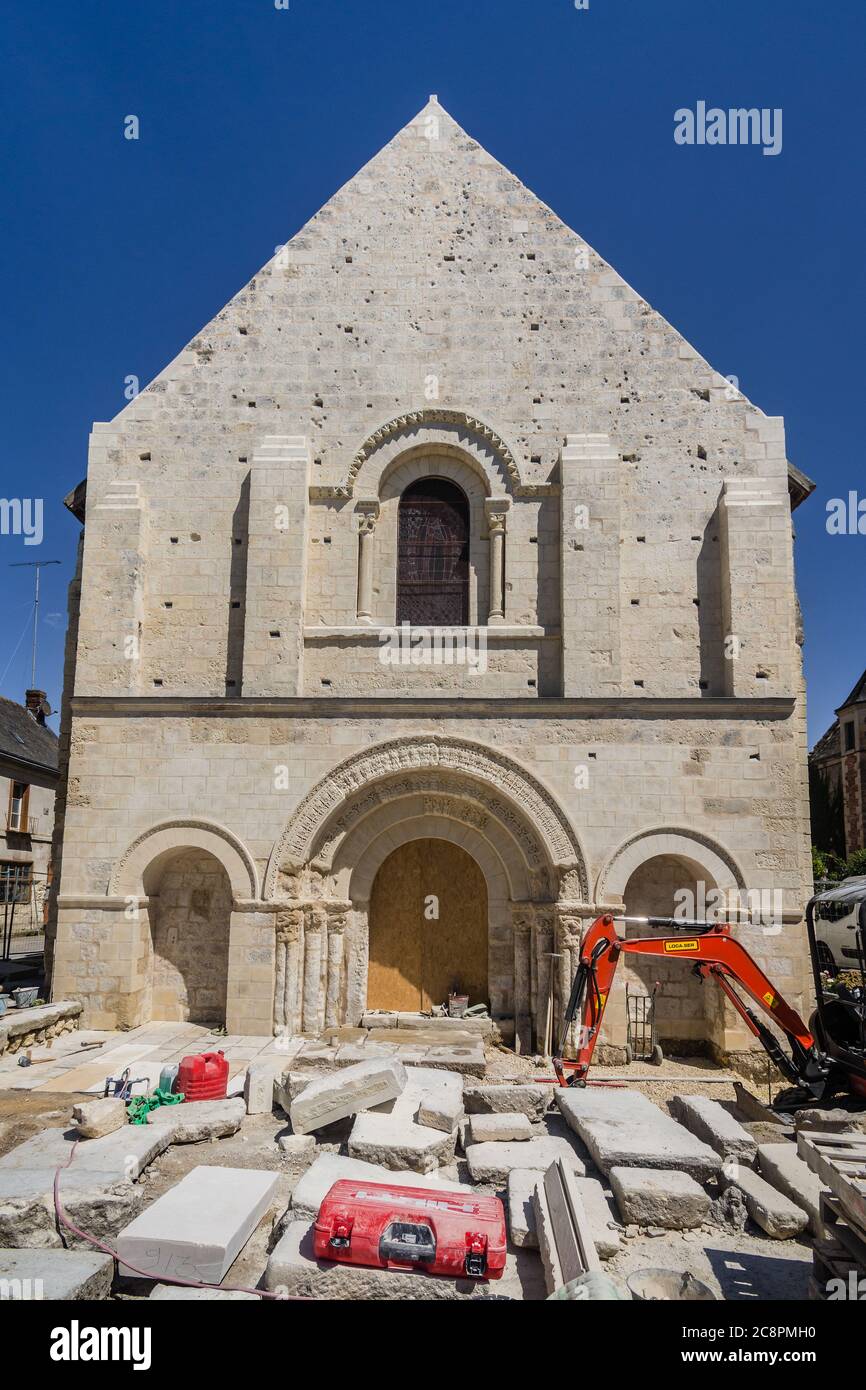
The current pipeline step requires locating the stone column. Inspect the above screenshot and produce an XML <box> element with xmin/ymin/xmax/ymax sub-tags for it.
<box><xmin>355</xmin><ymin>500</ymin><xmax>380</xmax><ymax>623</ymax></box>
<box><xmin>533</xmin><ymin>907</ymin><xmax>555</xmax><ymax>1053</ymax></box>
<box><xmin>301</xmin><ymin>906</ymin><xmax>327</xmax><ymax>1034</ymax></box>
<box><xmin>325</xmin><ymin>905</ymin><xmax>350</xmax><ymax>1028</ymax></box>
<box><xmin>226</xmin><ymin>905</ymin><xmax>277</xmax><ymax>1037</ymax></box>
<box><xmin>554</xmin><ymin>905</ymin><xmax>585</xmax><ymax>1057</ymax></box>
<box><xmin>485</xmin><ymin>498</ymin><xmax>510</xmax><ymax>624</ymax></box>
<box><xmin>512</xmin><ymin>906</ymin><xmax>534</xmax><ymax>1055</ymax></box>
<box><xmin>275</xmin><ymin>907</ymin><xmax>305</xmax><ymax>1035</ymax></box>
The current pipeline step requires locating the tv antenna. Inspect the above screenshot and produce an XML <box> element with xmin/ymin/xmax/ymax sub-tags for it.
<box><xmin>9</xmin><ymin>560</ymin><xmax>62</xmax><ymax>688</ymax></box>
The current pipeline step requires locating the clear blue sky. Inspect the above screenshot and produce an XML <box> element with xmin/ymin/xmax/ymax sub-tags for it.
<box><xmin>1</xmin><ymin>0</ymin><xmax>863</xmax><ymax>743</ymax></box>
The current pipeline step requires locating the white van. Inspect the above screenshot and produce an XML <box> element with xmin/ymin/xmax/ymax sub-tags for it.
<box><xmin>813</xmin><ymin>876</ymin><xmax>866</xmax><ymax>973</ymax></box>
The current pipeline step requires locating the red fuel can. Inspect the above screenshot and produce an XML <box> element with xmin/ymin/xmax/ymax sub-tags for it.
<box><xmin>314</xmin><ymin>1179</ymin><xmax>507</xmax><ymax>1281</ymax></box>
<box><xmin>175</xmin><ymin>1050</ymin><xmax>229</xmax><ymax>1102</ymax></box>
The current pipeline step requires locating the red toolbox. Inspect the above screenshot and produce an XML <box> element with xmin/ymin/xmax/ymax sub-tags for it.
<box><xmin>175</xmin><ymin>1050</ymin><xmax>229</xmax><ymax>1102</ymax></box>
<box><xmin>314</xmin><ymin>1179</ymin><xmax>507</xmax><ymax>1280</ymax></box>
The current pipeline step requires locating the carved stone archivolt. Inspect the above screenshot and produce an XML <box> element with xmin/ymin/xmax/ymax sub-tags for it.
<box><xmin>264</xmin><ymin>735</ymin><xmax>587</xmax><ymax>899</ymax></box>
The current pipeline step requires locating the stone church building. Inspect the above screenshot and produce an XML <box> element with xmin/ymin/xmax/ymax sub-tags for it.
<box><xmin>49</xmin><ymin>99</ymin><xmax>814</xmax><ymax>1068</ymax></box>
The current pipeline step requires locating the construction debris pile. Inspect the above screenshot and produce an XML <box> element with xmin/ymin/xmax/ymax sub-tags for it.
<box><xmin>0</xmin><ymin>1014</ymin><xmax>863</xmax><ymax>1301</ymax></box>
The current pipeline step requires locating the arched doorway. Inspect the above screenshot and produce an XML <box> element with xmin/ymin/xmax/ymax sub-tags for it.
<box><xmin>622</xmin><ymin>852</ymin><xmax>714</xmax><ymax>1051</ymax></box>
<box><xmin>148</xmin><ymin>848</ymin><xmax>231</xmax><ymax>1025</ymax></box>
<box><xmin>367</xmin><ymin>838</ymin><xmax>488</xmax><ymax>1012</ymax></box>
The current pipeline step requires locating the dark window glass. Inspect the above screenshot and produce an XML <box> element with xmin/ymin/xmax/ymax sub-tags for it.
<box><xmin>845</xmin><ymin>722</ymin><xmax>856</xmax><ymax>752</ymax></box>
<box><xmin>397</xmin><ymin>479</ymin><xmax>469</xmax><ymax>626</ymax></box>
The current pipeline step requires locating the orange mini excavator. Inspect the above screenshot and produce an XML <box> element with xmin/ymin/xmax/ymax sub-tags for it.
<box><xmin>553</xmin><ymin>882</ymin><xmax>866</xmax><ymax>1110</ymax></box>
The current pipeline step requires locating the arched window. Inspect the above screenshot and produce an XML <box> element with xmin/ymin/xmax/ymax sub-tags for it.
<box><xmin>397</xmin><ymin>478</ymin><xmax>469</xmax><ymax>626</ymax></box>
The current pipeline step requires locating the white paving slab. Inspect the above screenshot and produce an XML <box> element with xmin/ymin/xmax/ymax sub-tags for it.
<box><xmin>116</xmin><ymin>1166</ymin><xmax>279</xmax><ymax>1283</ymax></box>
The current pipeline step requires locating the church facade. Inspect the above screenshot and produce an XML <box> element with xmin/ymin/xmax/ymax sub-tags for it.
<box><xmin>49</xmin><ymin>99</ymin><xmax>814</xmax><ymax>1068</ymax></box>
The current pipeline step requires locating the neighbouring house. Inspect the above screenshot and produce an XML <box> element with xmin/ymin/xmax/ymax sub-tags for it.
<box><xmin>0</xmin><ymin>690</ymin><xmax>58</xmax><ymax>954</ymax></box>
<box><xmin>49</xmin><ymin>98</ymin><xmax>815</xmax><ymax>1071</ymax></box>
<box><xmin>810</xmin><ymin>667</ymin><xmax>866</xmax><ymax>859</ymax></box>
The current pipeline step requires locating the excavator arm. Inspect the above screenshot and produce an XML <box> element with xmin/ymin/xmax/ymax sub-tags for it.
<box><xmin>554</xmin><ymin>914</ymin><xmax>830</xmax><ymax>1099</ymax></box>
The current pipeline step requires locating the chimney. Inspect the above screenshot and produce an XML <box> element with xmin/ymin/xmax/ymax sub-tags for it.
<box><xmin>25</xmin><ymin>689</ymin><xmax>50</xmax><ymax>726</ymax></box>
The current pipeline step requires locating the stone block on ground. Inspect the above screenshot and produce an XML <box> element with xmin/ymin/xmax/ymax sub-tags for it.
<box><xmin>116</xmin><ymin>1166</ymin><xmax>280</xmax><ymax>1283</ymax></box>
<box><xmin>0</xmin><ymin>1248</ymin><xmax>114</xmax><ymax>1299</ymax></box>
<box><xmin>412</xmin><ymin>1068</ymin><xmax>464</xmax><ymax>1133</ymax></box>
<box><xmin>464</xmin><ymin>1082</ymin><xmax>552</xmax><ymax>1121</ymax></box>
<box><xmin>411</xmin><ymin>1043</ymin><xmax>485</xmax><ymax>1076</ymax></box>
<box><xmin>722</xmin><ymin>1166</ymin><xmax>809</xmax><ymax>1239</ymax></box>
<box><xmin>465</xmin><ymin>1137</ymin><xmax>585</xmax><ymax>1185</ymax></box>
<box><xmin>794</xmin><ymin>1108</ymin><xmax>862</xmax><ymax>1135</ymax></box>
<box><xmin>0</xmin><ymin>1123</ymin><xmax>172</xmax><ymax>1180</ymax></box>
<box><xmin>146</xmin><ymin>1097</ymin><xmax>246</xmax><ymax>1144</ymax></box>
<box><xmin>348</xmin><ymin>1112</ymin><xmax>457</xmax><ymax>1172</ymax></box>
<box><xmin>609</xmin><ymin>1166</ymin><xmax>710</xmax><ymax>1230</ymax></box>
<box><xmin>469</xmin><ymin>1113</ymin><xmax>533</xmax><ymax>1144</ymax></box>
<box><xmin>288</xmin><ymin>1153</ymin><xmax>474</xmax><ymax>1224</ymax></box>
<box><xmin>557</xmin><ymin>1087</ymin><xmax>720</xmax><ymax>1180</ymax></box>
<box><xmin>266</xmin><ymin>1220</ymin><xmax>490</xmax><ymax>1301</ymax></box>
<box><xmin>72</xmin><ymin>1097</ymin><xmax>127</xmax><ymax>1140</ymax></box>
<box><xmin>0</xmin><ymin>1169</ymin><xmax>146</xmax><ymax>1250</ymax></box>
<box><xmin>507</xmin><ymin>1169</ymin><xmax>619</xmax><ymax>1258</ymax></box>
<box><xmin>278</xmin><ymin>1134</ymin><xmax>317</xmax><ymax>1159</ymax></box>
<box><xmin>243</xmin><ymin>1060</ymin><xmax>280</xmax><ymax>1114</ymax></box>
<box><xmin>757</xmin><ymin>1142</ymin><xmax>826</xmax><ymax>1235</ymax></box>
<box><xmin>669</xmin><ymin>1094</ymin><xmax>757</xmax><ymax>1164</ymax></box>
<box><xmin>289</xmin><ymin>1058</ymin><xmax>407</xmax><ymax>1135</ymax></box>
<box><xmin>335</xmin><ymin>1041</ymin><xmax>398</xmax><ymax>1065</ymax></box>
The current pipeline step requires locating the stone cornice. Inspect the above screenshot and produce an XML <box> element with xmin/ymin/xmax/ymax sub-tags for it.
<box><xmin>70</xmin><ymin>695</ymin><xmax>797</xmax><ymax>720</ymax></box>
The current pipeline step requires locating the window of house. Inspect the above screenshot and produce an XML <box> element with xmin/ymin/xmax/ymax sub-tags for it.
<box><xmin>7</xmin><ymin>782</ymin><xmax>30</xmax><ymax>833</ymax></box>
<box><xmin>844</xmin><ymin>722</ymin><xmax>856</xmax><ymax>752</ymax></box>
<box><xmin>0</xmin><ymin>861</ymin><xmax>32</xmax><ymax>904</ymax></box>
<box><xmin>397</xmin><ymin>478</ymin><xmax>470</xmax><ymax>626</ymax></box>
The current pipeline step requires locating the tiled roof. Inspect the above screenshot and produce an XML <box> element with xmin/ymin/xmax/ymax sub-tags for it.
<box><xmin>0</xmin><ymin>698</ymin><xmax>59</xmax><ymax>772</ymax></box>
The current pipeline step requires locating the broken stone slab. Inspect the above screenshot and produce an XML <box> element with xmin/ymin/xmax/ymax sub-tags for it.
<box><xmin>609</xmin><ymin>1166</ymin><xmax>710</xmax><ymax>1230</ymax></box>
<box><xmin>289</xmin><ymin>1058</ymin><xmax>407</xmax><ymax>1135</ymax></box>
<box><xmin>757</xmin><ymin>1142</ymin><xmax>827</xmax><ymax>1235</ymax></box>
<box><xmin>669</xmin><ymin>1095</ymin><xmax>757</xmax><ymax>1165</ymax></box>
<box><xmin>348</xmin><ymin>1112</ymin><xmax>457</xmax><ymax>1173</ymax></box>
<box><xmin>414</xmin><ymin>1043</ymin><xmax>485</xmax><ymax>1076</ymax></box>
<box><xmin>150</xmin><ymin>1284</ymin><xmax>258</xmax><ymax>1300</ymax></box>
<box><xmin>469</xmin><ymin>1113</ymin><xmax>533</xmax><ymax>1144</ymax></box>
<box><xmin>0</xmin><ymin>1248</ymin><xmax>114</xmax><ymax>1299</ymax></box>
<box><xmin>288</xmin><ymin>1153</ymin><xmax>474</xmax><ymax>1224</ymax></box>
<box><xmin>533</xmin><ymin>1159</ymin><xmax>601</xmax><ymax>1296</ymax></box>
<box><xmin>0</xmin><ymin>1123</ymin><xmax>172</xmax><ymax>1180</ymax></box>
<box><xmin>278</xmin><ymin>1134</ymin><xmax>317</xmax><ymax>1159</ymax></box>
<box><xmin>266</xmin><ymin>1220</ymin><xmax>491</xmax><ymax>1301</ymax></box>
<box><xmin>407</xmin><ymin>1067</ymin><xmax>464</xmax><ymax>1133</ymax></box>
<box><xmin>464</xmin><ymin>1083</ymin><xmax>552</xmax><ymax>1121</ymax></box>
<box><xmin>146</xmin><ymin>1097</ymin><xmax>246</xmax><ymax>1144</ymax></box>
<box><xmin>0</xmin><ymin>1169</ymin><xmax>146</xmax><ymax>1249</ymax></box>
<box><xmin>243</xmin><ymin>1060</ymin><xmax>281</xmax><ymax>1115</ymax></box>
<box><xmin>117</xmin><ymin>1166</ymin><xmax>280</xmax><ymax>1283</ymax></box>
<box><xmin>72</xmin><ymin>1097</ymin><xmax>128</xmax><ymax>1140</ymax></box>
<box><xmin>722</xmin><ymin>1166</ymin><xmax>808</xmax><ymax>1239</ymax></box>
<box><xmin>335</xmin><ymin>1042</ymin><xmax>399</xmax><ymax>1066</ymax></box>
<box><xmin>274</xmin><ymin>1068</ymin><xmax>328</xmax><ymax>1116</ymax></box>
<box><xmin>465</xmin><ymin>1137</ymin><xmax>586</xmax><ymax>1185</ymax></box>
<box><xmin>557</xmin><ymin>1088</ymin><xmax>720</xmax><ymax>1181</ymax></box>
<box><xmin>794</xmin><ymin>1108</ymin><xmax>863</xmax><ymax>1135</ymax></box>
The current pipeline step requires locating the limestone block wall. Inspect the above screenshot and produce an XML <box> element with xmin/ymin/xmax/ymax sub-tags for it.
<box><xmin>51</xmin><ymin>706</ymin><xmax>813</xmax><ymax>1051</ymax></box>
